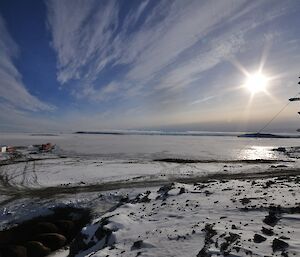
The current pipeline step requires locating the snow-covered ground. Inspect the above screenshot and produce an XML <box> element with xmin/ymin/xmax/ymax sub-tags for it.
<box><xmin>1</xmin><ymin>155</ymin><xmax>294</xmax><ymax>189</ymax></box>
<box><xmin>0</xmin><ymin>133</ymin><xmax>300</xmax><ymax>256</ymax></box>
<box><xmin>53</xmin><ymin>177</ymin><xmax>300</xmax><ymax>257</ymax></box>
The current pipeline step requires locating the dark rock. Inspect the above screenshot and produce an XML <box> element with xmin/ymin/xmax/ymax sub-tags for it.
<box><xmin>95</xmin><ymin>226</ymin><xmax>112</xmax><ymax>242</ymax></box>
<box><xmin>220</xmin><ymin>242</ymin><xmax>230</xmax><ymax>255</ymax></box>
<box><xmin>33</xmin><ymin>222</ymin><xmax>59</xmax><ymax>235</ymax></box>
<box><xmin>279</xmin><ymin>236</ymin><xmax>290</xmax><ymax>240</ymax></box>
<box><xmin>197</xmin><ymin>224</ymin><xmax>216</xmax><ymax>257</ymax></box>
<box><xmin>263</xmin><ymin>180</ymin><xmax>275</xmax><ymax>189</ymax></box>
<box><xmin>275</xmin><ymin>165</ymin><xmax>288</xmax><ymax>168</ymax></box>
<box><xmin>240</xmin><ymin>198</ymin><xmax>251</xmax><ymax>205</ymax></box>
<box><xmin>120</xmin><ymin>196</ymin><xmax>130</xmax><ymax>203</ymax></box>
<box><xmin>231</xmin><ymin>225</ymin><xmax>238</xmax><ymax>230</ymax></box>
<box><xmin>131</xmin><ymin>240</ymin><xmax>143</xmax><ymax>250</ymax></box>
<box><xmin>69</xmin><ymin>217</ymin><xmax>113</xmax><ymax>257</ymax></box>
<box><xmin>69</xmin><ymin>231</ymin><xmax>90</xmax><ymax>257</ymax></box>
<box><xmin>219</xmin><ymin>232</ymin><xmax>241</xmax><ymax>255</ymax></box>
<box><xmin>202</xmin><ymin>224</ymin><xmax>217</xmax><ymax>242</ymax></box>
<box><xmin>263</xmin><ymin>212</ymin><xmax>280</xmax><ymax>227</ymax></box>
<box><xmin>222</xmin><ymin>187</ymin><xmax>233</xmax><ymax>191</ymax></box>
<box><xmin>253</xmin><ymin>234</ymin><xmax>266</xmax><ymax>243</ymax></box>
<box><xmin>178</xmin><ymin>187</ymin><xmax>185</xmax><ymax>195</ymax></box>
<box><xmin>176</xmin><ymin>235</ymin><xmax>186</xmax><ymax>240</ymax></box>
<box><xmin>0</xmin><ymin>245</ymin><xmax>27</xmax><ymax>257</ymax></box>
<box><xmin>0</xmin><ymin>230</ymin><xmax>13</xmax><ymax>245</ymax></box>
<box><xmin>272</xmin><ymin>238</ymin><xmax>289</xmax><ymax>252</ymax></box>
<box><xmin>54</xmin><ymin>220</ymin><xmax>75</xmax><ymax>238</ymax></box>
<box><xmin>0</xmin><ymin>207</ymin><xmax>91</xmax><ymax>257</ymax></box>
<box><xmin>204</xmin><ymin>190</ymin><xmax>212</xmax><ymax>196</ymax></box>
<box><xmin>224</xmin><ymin>233</ymin><xmax>240</xmax><ymax>244</ymax></box>
<box><xmin>289</xmin><ymin>206</ymin><xmax>300</xmax><ymax>214</ymax></box>
<box><xmin>197</xmin><ymin>247</ymin><xmax>211</xmax><ymax>257</ymax></box>
<box><xmin>25</xmin><ymin>241</ymin><xmax>51</xmax><ymax>257</ymax></box>
<box><xmin>133</xmin><ymin>191</ymin><xmax>152</xmax><ymax>203</ymax></box>
<box><xmin>35</xmin><ymin>233</ymin><xmax>66</xmax><ymax>251</ymax></box>
<box><xmin>156</xmin><ymin>184</ymin><xmax>175</xmax><ymax>200</ymax></box>
<box><xmin>157</xmin><ymin>184</ymin><xmax>174</xmax><ymax>194</ymax></box>
<box><xmin>262</xmin><ymin>227</ymin><xmax>274</xmax><ymax>236</ymax></box>
<box><xmin>274</xmin><ymin>147</ymin><xmax>286</xmax><ymax>152</ymax></box>
<box><xmin>233</xmin><ymin>246</ymin><xmax>241</xmax><ymax>253</ymax></box>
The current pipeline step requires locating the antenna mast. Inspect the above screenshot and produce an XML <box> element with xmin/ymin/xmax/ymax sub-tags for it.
<box><xmin>288</xmin><ymin>76</ymin><xmax>300</xmax><ymax>132</ymax></box>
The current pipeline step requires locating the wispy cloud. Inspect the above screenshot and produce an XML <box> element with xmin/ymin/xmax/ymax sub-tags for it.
<box><xmin>47</xmin><ymin>1</ymin><xmax>246</xmax><ymax>96</ymax></box>
<box><xmin>46</xmin><ymin>0</ymin><xmax>119</xmax><ymax>85</ymax></box>
<box><xmin>0</xmin><ymin>15</ymin><xmax>55</xmax><ymax>112</ymax></box>
<box><xmin>125</xmin><ymin>1</ymin><xmax>247</xmax><ymax>82</ymax></box>
<box><xmin>43</xmin><ymin>0</ymin><xmax>300</xmax><ymax>132</ymax></box>
<box><xmin>47</xmin><ymin>0</ymin><xmax>296</xmax><ymax>104</ymax></box>
<box><xmin>80</xmin><ymin>81</ymin><xmax>120</xmax><ymax>101</ymax></box>
<box><xmin>0</xmin><ymin>0</ymin><xmax>298</xmax><ymax>132</ymax></box>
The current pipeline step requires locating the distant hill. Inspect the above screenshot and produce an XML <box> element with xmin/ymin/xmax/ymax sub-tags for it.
<box><xmin>238</xmin><ymin>133</ymin><xmax>300</xmax><ymax>138</ymax></box>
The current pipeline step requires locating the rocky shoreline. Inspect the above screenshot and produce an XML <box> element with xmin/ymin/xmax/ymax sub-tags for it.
<box><xmin>0</xmin><ymin>207</ymin><xmax>91</xmax><ymax>257</ymax></box>
<box><xmin>0</xmin><ymin>173</ymin><xmax>299</xmax><ymax>256</ymax></box>
<box><xmin>68</xmin><ymin>175</ymin><xmax>300</xmax><ymax>257</ymax></box>
<box><xmin>0</xmin><ymin>142</ymin><xmax>299</xmax><ymax>256</ymax></box>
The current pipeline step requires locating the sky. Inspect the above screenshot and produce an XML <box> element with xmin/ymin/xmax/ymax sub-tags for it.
<box><xmin>0</xmin><ymin>0</ymin><xmax>300</xmax><ymax>133</ymax></box>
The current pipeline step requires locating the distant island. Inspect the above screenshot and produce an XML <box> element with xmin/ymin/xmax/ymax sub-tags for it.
<box><xmin>74</xmin><ymin>131</ymin><xmax>239</xmax><ymax>136</ymax></box>
<box><xmin>238</xmin><ymin>133</ymin><xmax>300</xmax><ymax>138</ymax></box>
<box><xmin>75</xmin><ymin>131</ymin><xmax>300</xmax><ymax>138</ymax></box>
<box><xmin>75</xmin><ymin>131</ymin><xmax>123</xmax><ymax>135</ymax></box>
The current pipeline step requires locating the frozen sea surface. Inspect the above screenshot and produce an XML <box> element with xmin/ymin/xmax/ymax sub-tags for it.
<box><xmin>1</xmin><ymin>132</ymin><xmax>300</xmax><ymax>160</ymax></box>
<box><xmin>0</xmin><ymin>133</ymin><xmax>299</xmax><ymax>196</ymax></box>
<box><xmin>0</xmin><ymin>133</ymin><xmax>298</xmax><ymax>192</ymax></box>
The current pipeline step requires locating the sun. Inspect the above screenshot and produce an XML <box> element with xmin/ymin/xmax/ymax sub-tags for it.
<box><xmin>244</xmin><ymin>72</ymin><xmax>268</xmax><ymax>94</ymax></box>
